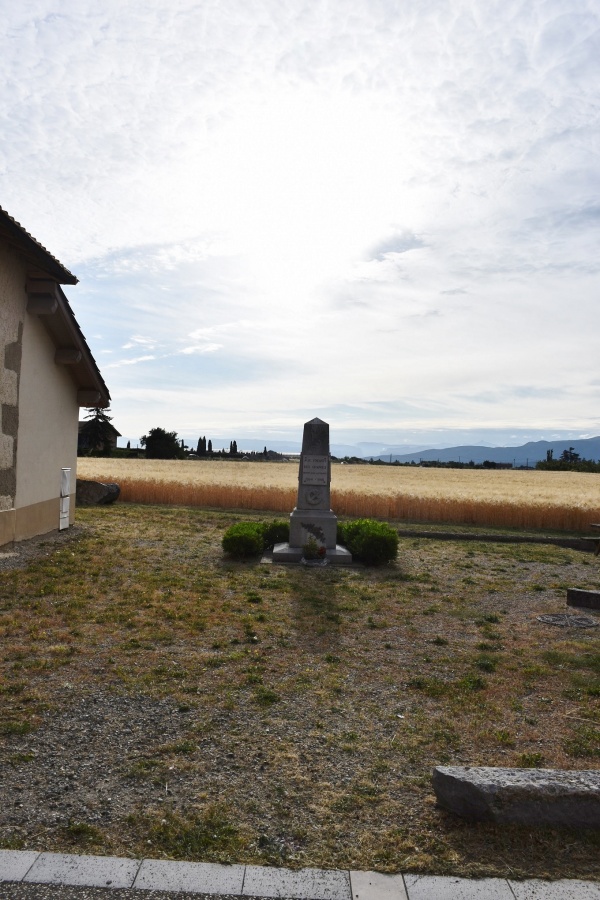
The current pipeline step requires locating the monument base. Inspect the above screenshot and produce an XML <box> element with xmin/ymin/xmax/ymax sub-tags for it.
<box><xmin>272</xmin><ymin>542</ymin><xmax>353</xmax><ymax>566</ymax></box>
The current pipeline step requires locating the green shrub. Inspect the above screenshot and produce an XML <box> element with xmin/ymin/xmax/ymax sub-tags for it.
<box><xmin>339</xmin><ymin>518</ymin><xmax>398</xmax><ymax>565</ymax></box>
<box><xmin>261</xmin><ymin>519</ymin><xmax>289</xmax><ymax>549</ymax></box>
<box><xmin>222</xmin><ymin>522</ymin><xmax>265</xmax><ymax>558</ymax></box>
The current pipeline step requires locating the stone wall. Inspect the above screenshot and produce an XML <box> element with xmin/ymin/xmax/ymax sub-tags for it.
<box><xmin>0</xmin><ymin>243</ymin><xmax>25</xmax><ymax>512</ymax></box>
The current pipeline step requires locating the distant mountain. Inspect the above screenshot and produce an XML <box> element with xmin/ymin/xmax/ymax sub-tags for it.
<box><xmin>368</xmin><ymin>437</ymin><xmax>600</xmax><ymax>467</ymax></box>
<box><xmin>175</xmin><ymin>438</ymin><xmax>433</xmax><ymax>458</ymax></box>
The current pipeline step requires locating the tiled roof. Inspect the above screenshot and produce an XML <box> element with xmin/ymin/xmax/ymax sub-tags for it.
<box><xmin>1</xmin><ymin>203</ymin><xmax>110</xmax><ymax>407</ymax></box>
<box><xmin>0</xmin><ymin>205</ymin><xmax>78</xmax><ymax>284</ymax></box>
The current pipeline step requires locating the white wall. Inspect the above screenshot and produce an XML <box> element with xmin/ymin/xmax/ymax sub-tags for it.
<box><xmin>15</xmin><ymin>312</ymin><xmax>79</xmax><ymax>510</ymax></box>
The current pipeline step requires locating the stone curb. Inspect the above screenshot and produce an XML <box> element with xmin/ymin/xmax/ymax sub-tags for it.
<box><xmin>1</xmin><ymin>851</ymin><xmax>599</xmax><ymax>898</ymax></box>
<box><xmin>432</xmin><ymin>766</ymin><xmax>600</xmax><ymax>829</ymax></box>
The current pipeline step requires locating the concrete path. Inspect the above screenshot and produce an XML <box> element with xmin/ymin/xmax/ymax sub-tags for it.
<box><xmin>1</xmin><ymin>851</ymin><xmax>599</xmax><ymax>899</ymax></box>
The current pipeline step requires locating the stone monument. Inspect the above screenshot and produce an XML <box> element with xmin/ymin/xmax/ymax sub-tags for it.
<box><xmin>272</xmin><ymin>418</ymin><xmax>352</xmax><ymax>565</ymax></box>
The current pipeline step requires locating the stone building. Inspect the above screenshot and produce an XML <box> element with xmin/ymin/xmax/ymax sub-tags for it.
<box><xmin>0</xmin><ymin>205</ymin><xmax>110</xmax><ymax>545</ymax></box>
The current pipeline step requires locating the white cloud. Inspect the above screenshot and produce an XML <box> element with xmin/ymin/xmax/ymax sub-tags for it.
<box><xmin>179</xmin><ymin>343</ymin><xmax>222</xmax><ymax>355</ymax></box>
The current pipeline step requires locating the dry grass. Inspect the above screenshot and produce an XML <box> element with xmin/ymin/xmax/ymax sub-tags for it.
<box><xmin>1</xmin><ymin>504</ymin><xmax>599</xmax><ymax>879</ymax></box>
<box><xmin>77</xmin><ymin>459</ymin><xmax>600</xmax><ymax>532</ymax></box>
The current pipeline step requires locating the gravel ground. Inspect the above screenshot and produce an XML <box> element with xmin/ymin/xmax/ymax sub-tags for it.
<box><xmin>0</xmin><ymin>528</ymin><xmax>86</xmax><ymax>571</ymax></box>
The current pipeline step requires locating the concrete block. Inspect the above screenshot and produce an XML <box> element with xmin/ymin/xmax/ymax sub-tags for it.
<box><xmin>350</xmin><ymin>869</ymin><xmax>408</xmax><ymax>900</ymax></box>
<box><xmin>243</xmin><ymin>864</ymin><xmax>351</xmax><ymax>899</ymax></box>
<box><xmin>509</xmin><ymin>879</ymin><xmax>600</xmax><ymax>899</ymax></box>
<box><xmin>134</xmin><ymin>859</ymin><xmax>245</xmax><ymax>894</ymax></box>
<box><xmin>403</xmin><ymin>874</ymin><xmax>514</xmax><ymax>899</ymax></box>
<box><xmin>433</xmin><ymin>766</ymin><xmax>600</xmax><ymax>828</ymax></box>
<box><xmin>23</xmin><ymin>852</ymin><xmax>140</xmax><ymax>888</ymax></box>
<box><xmin>0</xmin><ymin>850</ymin><xmax>39</xmax><ymax>882</ymax></box>
<box><xmin>567</xmin><ymin>589</ymin><xmax>600</xmax><ymax>610</ymax></box>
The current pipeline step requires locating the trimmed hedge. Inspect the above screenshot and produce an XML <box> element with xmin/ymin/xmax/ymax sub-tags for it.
<box><xmin>222</xmin><ymin>522</ymin><xmax>265</xmax><ymax>558</ymax></box>
<box><xmin>222</xmin><ymin>519</ymin><xmax>290</xmax><ymax>558</ymax></box>
<box><xmin>338</xmin><ymin>518</ymin><xmax>398</xmax><ymax>565</ymax></box>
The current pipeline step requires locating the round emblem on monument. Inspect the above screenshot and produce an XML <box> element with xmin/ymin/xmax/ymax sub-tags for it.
<box><xmin>305</xmin><ymin>488</ymin><xmax>323</xmax><ymax>506</ymax></box>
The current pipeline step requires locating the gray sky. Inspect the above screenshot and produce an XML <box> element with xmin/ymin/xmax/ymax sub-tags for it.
<box><xmin>2</xmin><ymin>0</ymin><xmax>599</xmax><ymax>451</ymax></box>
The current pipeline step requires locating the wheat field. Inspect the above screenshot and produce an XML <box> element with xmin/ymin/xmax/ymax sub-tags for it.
<box><xmin>76</xmin><ymin>458</ymin><xmax>600</xmax><ymax>532</ymax></box>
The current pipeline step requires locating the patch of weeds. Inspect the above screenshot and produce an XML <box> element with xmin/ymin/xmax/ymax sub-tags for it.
<box><xmin>158</xmin><ymin>740</ymin><xmax>197</xmax><ymax>755</ymax></box>
<box><xmin>430</xmin><ymin>721</ymin><xmax>461</xmax><ymax>752</ymax></box>
<box><xmin>475</xmin><ymin>654</ymin><xmax>498</xmax><ymax>673</ymax></box>
<box><xmin>567</xmin><ymin>673</ymin><xmax>600</xmax><ymax>698</ymax></box>
<box><xmin>206</xmin><ymin>656</ymin><xmax>226</xmax><ymax>669</ymax></box>
<box><xmin>0</xmin><ymin>720</ymin><xmax>33</xmax><ymax>736</ymax></box>
<box><xmin>522</xmin><ymin>664</ymin><xmax>549</xmax><ymax>679</ymax></box>
<box><xmin>8</xmin><ymin>752</ymin><xmax>35</xmax><ymax>765</ymax></box>
<box><xmin>564</xmin><ymin>725</ymin><xmax>600</xmax><ymax>759</ymax></box>
<box><xmin>495</xmin><ymin>729</ymin><xmax>515</xmax><ymax>747</ymax></box>
<box><xmin>64</xmin><ymin>821</ymin><xmax>104</xmax><ymax>845</ymax></box>
<box><xmin>0</xmin><ymin>832</ymin><xmax>25</xmax><ymax>850</ymax></box>
<box><xmin>422</xmin><ymin>605</ymin><xmax>441</xmax><ymax>616</ymax></box>
<box><xmin>517</xmin><ymin>752</ymin><xmax>545</xmax><ymax>768</ymax></box>
<box><xmin>408</xmin><ymin>676</ymin><xmax>449</xmax><ymax>698</ymax></box>
<box><xmin>542</xmin><ymin>649</ymin><xmax>600</xmax><ymax>674</ymax></box>
<box><xmin>476</xmin><ymin>613</ymin><xmax>501</xmax><ymax>625</ymax></box>
<box><xmin>246</xmin><ymin>592</ymin><xmax>262</xmax><ymax>604</ymax></box>
<box><xmin>143</xmin><ymin>805</ymin><xmax>244</xmax><ymax>860</ymax></box>
<box><xmin>126</xmin><ymin>758</ymin><xmax>161</xmax><ymax>779</ymax></box>
<box><xmin>367</xmin><ymin>616</ymin><xmax>387</xmax><ymax>629</ymax></box>
<box><xmin>457</xmin><ymin>674</ymin><xmax>486</xmax><ymax>692</ymax></box>
<box><xmin>253</xmin><ymin>685</ymin><xmax>280</xmax><ymax>706</ymax></box>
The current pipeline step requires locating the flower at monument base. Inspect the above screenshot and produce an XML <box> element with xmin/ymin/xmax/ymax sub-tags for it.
<box><xmin>302</xmin><ymin>535</ymin><xmax>326</xmax><ymax>560</ymax></box>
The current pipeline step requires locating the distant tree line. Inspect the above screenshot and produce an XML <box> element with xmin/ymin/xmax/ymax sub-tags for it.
<box><xmin>535</xmin><ymin>448</ymin><xmax>600</xmax><ymax>472</ymax></box>
<box><xmin>130</xmin><ymin>429</ymin><xmax>283</xmax><ymax>461</ymax></box>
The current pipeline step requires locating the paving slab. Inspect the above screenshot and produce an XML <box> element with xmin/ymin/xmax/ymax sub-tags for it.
<box><xmin>134</xmin><ymin>859</ymin><xmax>246</xmax><ymax>894</ymax></box>
<box><xmin>243</xmin><ymin>864</ymin><xmax>351</xmax><ymax>900</ymax></box>
<box><xmin>509</xmin><ymin>879</ymin><xmax>600</xmax><ymax>899</ymax></box>
<box><xmin>403</xmin><ymin>875</ymin><xmax>514</xmax><ymax>900</ymax></box>
<box><xmin>23</xmin><ymin>852</ymin><xmax>140</xmax><ymax>889</ymax></box>
<box><xmin>0</xmin><ymin>850</ymin><xmax>40</xmax><ymax>882</ymax></box>
<box><xmin>350</xmin><ymin>870</ymin><xmax>408</xmax><ymax>900</ymax></box>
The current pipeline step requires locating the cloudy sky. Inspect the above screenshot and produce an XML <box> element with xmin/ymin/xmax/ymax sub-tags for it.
<box><xmin>2</xmin><ymin>0</ymin><xmax>599</xmax><ymax>453</ymax></box>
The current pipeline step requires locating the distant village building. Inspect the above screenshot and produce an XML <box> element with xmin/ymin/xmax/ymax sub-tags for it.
<box><xmin>77</xmin><ymin>419</ymin><xmax>121</xmax><ymax>454</ymax></box>
<box><xmin>0</xmin><ymin>205</ymin><xmax>110</xmax><ymax>545</ymax></box>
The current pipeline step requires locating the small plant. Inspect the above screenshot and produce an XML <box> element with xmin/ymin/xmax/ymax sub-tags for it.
<box><xmin>222</xmin><ymin>522</ymin><xmax>265</xmax><ymax>558</ymax></box>
<box><xmin>517</xmin><ymin>751</ymin><xmax>545</xmax><ymax>768</ymax></box>
<box><xmin>302</xmin><ymin>536</ymin><xmax>326</xmax><ymax>560</ymax></box>
<box><xmin>64</xmin><ymin>821</ymin><xmax>104</xmax><ymax>845</ymax></box>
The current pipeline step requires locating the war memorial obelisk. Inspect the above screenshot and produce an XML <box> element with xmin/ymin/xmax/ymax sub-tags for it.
<box><xmin>272</xmin><ymin>418</ymin><xmax>352</xmax><ymax>565</ymax></box>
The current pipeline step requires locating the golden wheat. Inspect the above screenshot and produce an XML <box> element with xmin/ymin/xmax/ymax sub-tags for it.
<box><xmin>76</xmin><ymin>459</ymin><xmax>600</xmax><ymax>532</ymax></box>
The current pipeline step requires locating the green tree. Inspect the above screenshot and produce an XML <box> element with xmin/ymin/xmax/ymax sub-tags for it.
<box><xmin>140</xmin><ymin>427</ymin><xmax>183</xmax><ymax>459</ymax></box>
<box><xmin>560</xmin><ymin>447</ymin><xmax>580</xmax><ymax>463</ymax></box>
<box><xmin>79</xmin><ymin>407</ymin><xmax>115</xmax><ymax>456</ymax></box>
